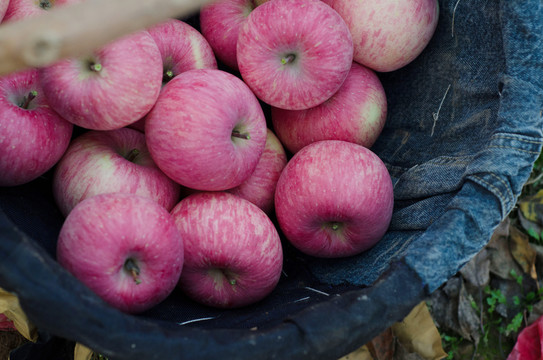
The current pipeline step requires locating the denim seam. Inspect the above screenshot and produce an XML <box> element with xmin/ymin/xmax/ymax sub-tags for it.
<box><xmin>492</xmin><ymin>135</ymin><xmax>543</xmax><ymax>144</ymax></box>
<box><xmin>488</xmin><ymin>172</ymin><xmax>515</xmax><ymax>202</ymax></box>
<box><xmin>468</xmin><ymin>175</ymin><xmax>508</xmax><ymax>213</ymax></box>
<box><xmin>487</xmin><ymin>145</ymin><xmax>541</xmax><ymax>155</ymax></box>
<box><xmin>371</xmin><ymin>233</ymin><xmax>418</xmax><ymax>268</ymax></box>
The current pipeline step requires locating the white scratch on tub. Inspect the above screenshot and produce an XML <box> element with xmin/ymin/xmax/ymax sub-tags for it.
<box><xmin>452</xmin><ymin>0</ymin><xmax>462</xmax><ymax>37</ymax></box>
<box><xmin>304</xmin><ymin>287</ymin><xmax>330</xmax><ymax>296</ymax></box>
<box><xmin>178</xmin><ymin>316</ymin><xmax>216</xmax><ymax>325</ymax></box>
<box><xmin>293</xmin><ymin>297</ymin><xmax>310</xmax><ymax>303</ymax></box>
<box><xmin>431</xmin><ymin>84</ymin><xmax>452</xmax><ymax>137</ymax></box>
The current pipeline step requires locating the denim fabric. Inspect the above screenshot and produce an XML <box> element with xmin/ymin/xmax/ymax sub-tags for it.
<box><xmin>307</xmin><ymin>0</ymin><xmax>543</xmax><ymax>292</ymax></box>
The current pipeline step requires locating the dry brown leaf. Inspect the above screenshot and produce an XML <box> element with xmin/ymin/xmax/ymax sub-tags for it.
<box><xmin>457</xmin><ymin>283</ymin><xmax>481</xmax><ymax>344</ymax></box>
<box><xmin>518</xmin><ymin>189</ymin><xmax>543</xmax><ymax>224</ymax></box>
<box><xmin>509</xmin><ymin>226</ymin><xmax>538</xmax><ymax>282</ymax></box>
<box><xmin>366</xmin><ymin>327</ymin><xmax>395</xmax><ymax>360</ymax></box>
<box><xmin>73</xmin><ymin>343</ymin><xmax>94</xmax><ymax>360</ymax></box>
<box><xmin>459</xmin><ymin>247</ymin><xmax>491</xmax><ymax>288</ymax></box>
<box><xmin>338</xmin><ymin>345</ymin><xmax>374</xmax><ymax>360</ymax></box>
<box><xmin>0</xmin><ymin>288</ymin><xmax>37</xmax><ymax>342</ymax></box>
<box><xmin>517</xmin><ymin>189</ymin><xmax>543</xmax><ymax>242</ymax></box>
<box><xmin>392</xmin><ymin>301</ymin><xmax>447</xmax><ymax>360</ymax></box>
<box><xmin>428</xmin><ymin>277</ymin><xmax>462</xmax><ymax>336</ymax></box>
<box><xmin>487</xmin><ymin>223</ymin><xmax>524</xmax><ymax>281</ymax></box>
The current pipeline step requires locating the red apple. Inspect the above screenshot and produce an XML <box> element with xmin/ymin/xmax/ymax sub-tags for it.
<box><xmin>227</xmin><ymin>128</ymin><xmax>287</xmax><ymax>214</ymax></box>
<box><xmin>0</xmin><ymin>69</ymin><xmax>73</xmax><ymax>187</ymax></box>
<box><xmin>129</xmin><ymin>18</ymin><xmax>218</xmax><ymax>133</ymax></box>
<box><xmin>199</xmin><ymin>0</ymin><xmax>257</xmax><ymax>71</ymax></box>
<box><xmin>171</xmin><ymin>192</ymin><xmax>283</xmax><ymax>308</ymax></box>
<box><xmin>327</xmin><ymin>0</ymin><xmax>439</xmax><ymax>72</ymax></box>
<box><xmin>236</xmin><ymin>0</ymin><xmax>353</xmax><ymax>110</ymax></box>
<box><xmin>3</xmin><ymin>0</ymin><xmax>78</xmax><ymax>22</ymax></box>
<box><xmin>39</xmin><ymin>31</ymin><xmax>163</xmax><ymax>130</ymax></box>
<box><xmin>274</xmin><ymin>140</ymin><xmax>394</xmax><ymax>258</ymax></box>
<box><xmin>271</xmin><ymin>62</ymin><xmax>387</xmax><ymax>154</ymax></box>
<box><xmin>0</xmin><ymin>0</ymin><xmax>9</xmax><ymax>23</ymax></box>
<box><xmin>145</xmin><ymin>68</ymin><xmax>267</xmax><ymax>191</ymax></box>
<box><xmin>57</xmin><ymin>193</ymin><xmax>184</xmax><ymax>314</ymax></box>
<box><xmin>53</xmin><ymin>127</ymin><xmax>181</xmax><ymax>216</ymax></box>
<box><xmin>148</xmin><ymin>18</ymin><xmax>218</xmax><ymax>85</ymax></box>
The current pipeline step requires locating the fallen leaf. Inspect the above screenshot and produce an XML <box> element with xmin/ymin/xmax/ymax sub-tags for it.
<box><xmin>457</xmin><ymin>283</ymin><xmax>482</xmax><ymax>344</ymax></box>
<box><xmin>366</xmin><ymin>327</ymin><xmax>395</xmax><ymax>360</ymax></box>
<box><xmin>528</xmin><ymin>300</ymin><xmax>543</xmax><ymax>326</ymax></box>
<box><xmin>519</xmin><ymin>189</ymin><xmax>543</xmax><ymax>223</ymax></box>
<box><xmin>459</xmin><ymin>247</ymin><xmax>491</xmax><ymax>288</ymax></box>
<box><xmin>0</xmin><ymin>288</ymin><xmax>37</xmax><ymax>342</ymax></box>
<box><xmin>506</xmin><ymin>314</ymin><xmax>543</xmax><ymax>360</ymax></box>
<box><xmin>428</xmin><ymin>277</ymin><xmax>462</xmax><ymax>337</ymax></box>
<box><xmin>509</xmin><ymin>226</ymin><xmax>538</xmax><ymax>282</ymax></box>
<box><xmin>74</xmin><ymin>343</ymin><xmax>94</xmax><ymax>360</ymax></box>
<box><xmin>392</xmin><ymin>301</ymin><xmax>447</xmax><ymax>360</ymax></box>
<box><xmin>393</xmin><ymin>340</ymin><xmax>425</xmax><ymax>360</ymax></box>
<box><xmin>518</xmin><ymin>210</ymin><xmax>543</xmax><ymax>242</ymax></box>
<box><xmin>486</xmin><ymin>224</ymin><xmax>524</xmax><ymax>281</ymax></box>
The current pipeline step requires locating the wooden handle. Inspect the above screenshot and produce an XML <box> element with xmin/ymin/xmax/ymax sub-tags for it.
<box><xmin>0</xmin><ymin>0</ymin><xmax>214</xmax><ymax>76</ymax></box>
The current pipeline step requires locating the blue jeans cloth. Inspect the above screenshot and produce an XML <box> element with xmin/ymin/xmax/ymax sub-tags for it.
<box><xmin>306</xmin><ymin>0</ymin><xmax>543</xmax><ymax>293</ymax></box>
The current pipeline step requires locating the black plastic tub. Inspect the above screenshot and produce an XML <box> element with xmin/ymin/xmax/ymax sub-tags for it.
<box><xmin>1</xmin><ymin>0</ymin><xmax>543</xmax><ymax>358</ymax></box>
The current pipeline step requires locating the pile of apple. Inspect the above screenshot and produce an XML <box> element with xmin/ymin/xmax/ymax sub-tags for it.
<box><xmin>0</xmin><ymin>0</ymin><xmax>439</xmax><ymax>313</ymax></box>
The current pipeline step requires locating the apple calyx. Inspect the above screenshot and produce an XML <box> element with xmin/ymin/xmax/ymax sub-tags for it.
<box><xmin>210</xmin><ymin>268</ymin><xmax>238</xmax><ymax>287</ymax></box>
<box><xmin>280</xmin><ymin>53</ymin><xmax>296</xmax><ymax>65</ymax></box>
<box><xmin>324</xmin><ymin>221</ymin><xmax>344</xmax><ymax>232</ymax></box>
<box><xmin>18</xmin><ymin>91</ymin><xmax>38</xmax><ymax>110</ymax></box>
<box><xmin>124</xmin><ymin>148</ymin><xmax>141</xmax><ymax>163</ymax></box>
<box><xmin>39</xmin><ymin>0</ymin><xmax>54</xmax><ymax>10</ymax></box>
<box><xmin>162</xmin><ymin>69</ymin><xmax>175</xmax><ymax>84</ymax></box>
<box><xmin>124</xmin><ymin>258</ymin><xmax>142</xmax><ymax>285</ymax></box>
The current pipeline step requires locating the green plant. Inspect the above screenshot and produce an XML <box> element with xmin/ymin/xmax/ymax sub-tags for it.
<box><xmin>441</xmin><ymin>332</ymin><xmax>463</xmax><ymax>360</ymax></box>
<box><xmin>91</xmin><ymin>353</ymin><xmax>109</xmax><ymax>360</ymax></box>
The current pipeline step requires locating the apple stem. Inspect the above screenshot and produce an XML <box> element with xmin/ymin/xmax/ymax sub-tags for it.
<box><xmin>124</xmin><ymin>258</ymin><xmax>142</xmax><ymax>285</ymax></box>
<box><xmin>125</xmin><ymin>148</ymin><xmax>140</xmax><ymax>163</ymax></box>
<box><xmin>19</xmin><ymin>91</ymin><xmax>38</xmax><ymax>109</ymax></box>
<box><xmin>231</xmin><ymin>130</ymin><xmax>251</xmax><ymax>140</ymax></box>
<box><xmin>281</xmin><ymin>53</ymin><xmax>296</xmax><ymax>65</ymax></box>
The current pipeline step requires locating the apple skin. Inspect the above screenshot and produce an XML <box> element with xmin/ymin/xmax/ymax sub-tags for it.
<box><xmin>274</xmin><ymin>140</ymin><xmax>394</xmax><ymax>258</ymax></box>
<box><xmin>0</xmin><ymin>314</ymin><xmax>16</xmax><ymax>331</ymax></box>
<box><xmin>327</xmin><ymin>0</ymin><xmax>439</xmax><ymax>72</ymax></box>
<box><xmin>227</xmin><ymin>128</ymin><xmax>287</xmax><ymax>214</ymax></box>
<box><xmin>171</xmin><ymin>192</ymin><xmax>283</xmax><ymax>308</ymax></box>
<box><xmin>0</xmin><ymin>69</ymin><xmax>73</xmax><ymax>187</ymax></box>
<box><xmin>237</xmin><ymin>0</ymin><xmax>353</xmax><ymax>110</ymax></box>
<box><xmin>271</xmin><ymin>62</ymin><xmax>387</xmax><ymax>154</ymax></box>
<box><xmin>148</xmin><ymin>18</ymin><xmax>218</xmax><ymax>83</ymax></box>
<box><xmin>199</xmin><ymin>0</ymin><xmax>256</xmax><ymax>71</ymax></box>
<box><xmin>52</xmin><ymin>127</ymin><xmax>181</xmax><ymax>216</ymax></box>
<box><xmin>145</xmin><ymin>68</ymin><xmax>267</xmax><ymax>191</ymax></box>
<box><xmin>0</xmin><ymin>0</ymin><xmax>9</xmax><ymax>23</ymax></box>
<box><xmin>3</xmin><ymin>0</ymin><xmax>78</xmax><ymax>22</ymax></box>
<box><xmin>128</xmin><ymin>18</ymin><xmax>218</xmax><ymax>133</ymax></box>
<box><xmin>39</xmin><ymin>31</ymin><xmax>163</xmax><ymax>131</ymax></box>
<box><xmin>57</xmin><ymin>193</ymin><xmax>184</xmax><ymax>314</ymax></box>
